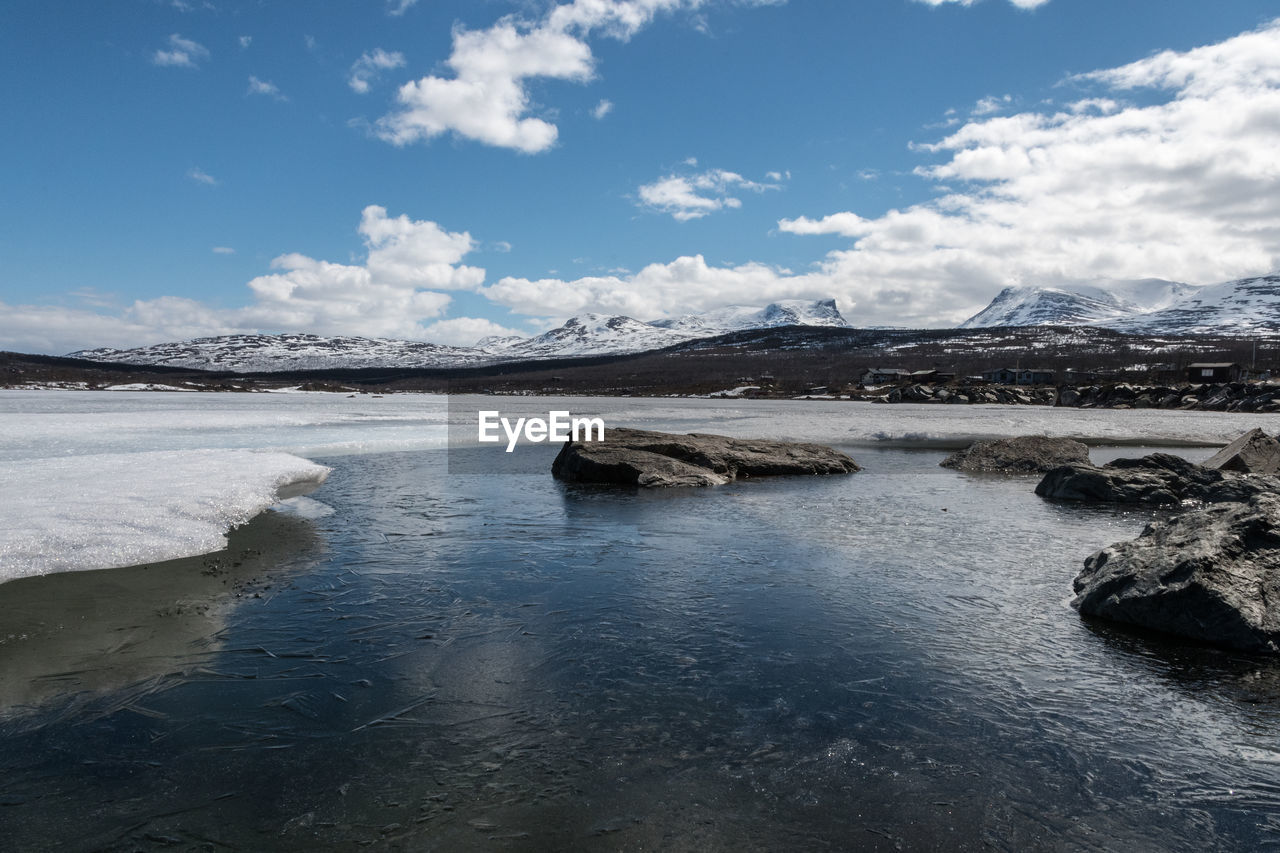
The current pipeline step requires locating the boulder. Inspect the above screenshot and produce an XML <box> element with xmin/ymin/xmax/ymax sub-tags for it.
<box><xmin>1201</xmin><ymin>428</ymin><xmax>1280</xmax><ymax>475</ymax></box>
<box><xmin>1072</xmin><ymin>494</ymin><xmax>1280</xmax><ymax>652</ymax></box>
<box><xmin>940</xmin><ymin>435</ymin><xmax>1090</xmax><ymax>474</ymax></box>
<box><xmin>1035</xmin><ymin>452</ymin><xmax>1280</xmax><ymax>505</ymax></box>
<box><xmin>551</xmin><ymin>427</ymin><xmax>860</xmax><ymax>487</ymax></box>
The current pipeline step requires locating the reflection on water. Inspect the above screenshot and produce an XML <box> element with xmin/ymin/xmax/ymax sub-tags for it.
<box><xmin>0</xmin><ymin>512</ymin><xmax>325</xmax><ymax>720</ymax></box>
<box><xmin>3</xmin><ymin>446</ymin><xmax>1280</xmax><ymax>850</ymax></box>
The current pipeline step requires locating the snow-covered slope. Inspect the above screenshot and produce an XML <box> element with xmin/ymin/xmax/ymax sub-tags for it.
<box><xmin>70</xmin><ymin>333</ymin><xmax>489</xmax><ymax>372</ymax></box>
<box><xmin>497</xmin><ymin>314</ymin><xmax>690</xmax><ymax>358</ymax></box>
<box><xmin>652</xmin><ymin>299</ymin><xmax>850</xmax><ymax>335</ymax></box>
<box><xmin>480</xmin><ymin>299</ymin><xmax>853</xmax><ymax>359</ymax></box>
<box><xmin>962</xmin><ymin>274</ymin><xmax>1280</xmax><ymax>337</ymax></box>
<box><xmin>960</xmin><ymin>279</ymin><xmax>1193</xmax><ymax>328</ymax></box>
<box><xmin>1105</xmin><ymin>275</ymin><xmax>1280</xmax><ymax>336</ymax></box>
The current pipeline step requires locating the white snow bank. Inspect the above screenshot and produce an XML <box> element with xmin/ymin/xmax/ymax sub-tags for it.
<box><xmin>0</xmin><ymin>450</ymin><xmax>330</xmax><ymax>583</ymax></box>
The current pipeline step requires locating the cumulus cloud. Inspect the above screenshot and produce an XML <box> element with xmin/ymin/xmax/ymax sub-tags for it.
<box><xmin>375</xmin><ymin>0</ymin><xmax>698</xmax><ymax>153</ymax></box>
<box><xmin>247</xmin><ymin>76</ymin><xmax>287</xmax><ymax>100</ymax></box>
<box><xmin>387</xmin><ymin>0</ymin><xmax>417</xmax><ymax>16</ymax></box>
<box><xmin>349</xmin><ymin>49</ymin><xmax>406</xmax><ymax>94</ymax></box>
<box><xmin>638</xmin><ymin>166</ymin><xmax>783</xmax><ymax>220</ymax></box>
<box><xmin>239</xmin><ymin>35</ymin><xmax>252</xmax><ymax>49</ymax></box>
<box><xmin>240</xmin><ymin>205</ymin><xmax>484</xmax><ymax>336</ymax></box>
<box><xmin>489</xmin><ymin>20</ymin><xmax>1280</xmax><ymax>327</ymax></box>
<box><xmin>152</xmin><ymin>34</ymin><xmax>209</xmax><ymax>68</ymax></box>
<box><xmin>2</xmin><ymin>207</ymin><xmax>488</xmax><ymax>353</ymax></box>
<box><xmin>591</xmin><ymin>98</ymin><xmax>613</xmax><ymax>119</ymax></box>
<box><xmin>482</xmin><ymin>254</ymin><xmax>818</xmax><ymax>320</ymax></box>
<box><xmin>420</xmin><ymin>316</ymin><xmax>527</xmax><ymax>347</ymax></box>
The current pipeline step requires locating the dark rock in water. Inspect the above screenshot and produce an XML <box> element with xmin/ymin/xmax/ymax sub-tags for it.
<box><xmin>940</xmin><ymin>435</ymin><xmax>1089</xmax><ymax>474</ymax></box>
<box><xmin>551</xmin><ymin>427</ymin><xmax>860</xmax><ymax>487</ymax></box>
<box><xmin>1073</xmin><ymin>494</ymin><xmax>1280</xmax><ymax>652</ymax></box>
<box><xmin>1035</xmin><ymin>452</ymin><xmax>1280</xmax><ymax>505</ymax></box>
<box><xmin>1202</xmin><ymin>428</ymin><xmax>1280</xmax><ymax>475</ymax></box>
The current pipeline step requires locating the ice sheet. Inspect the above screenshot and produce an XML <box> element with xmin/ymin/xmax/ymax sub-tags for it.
<box><xmin>0</xmin><ymin>450</ymin><xmax>329</xmax><ymax>582</ymax></box>
<box><xmin>1</xmin><ymin>389</ymin><xmax>1275</xmax><ymax>582</ymax></box>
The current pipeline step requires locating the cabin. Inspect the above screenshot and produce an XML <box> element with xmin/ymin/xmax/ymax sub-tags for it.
<box><xmin>1187</xmin><ymin>363</ymin><xmax>1244</xmax><ymax>383</ymax></box>
<box><xmin>981</xmin><ymin>368</ymin><xmax>1056</xmax><ymax>385</ymax></box>
<box><xmin>861</xmin><ymin>367</ymin><xmax>911</xmax><ymax>385</ymax></box>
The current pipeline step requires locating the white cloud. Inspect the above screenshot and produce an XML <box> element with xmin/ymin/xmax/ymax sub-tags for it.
<box><xmin>638</xmin><ymin>166</ymin><xmax>782</xmax><ymax>221</ymax></box>
<box><xmin>376</xmin><ymin>0</ymin><xmax>699</xmax><ymax>153</ymax></box>
<box><xmin>187</xmin><ymin>167</ymin><xmax>218</xmax><ymax>186</ymax></box>
<box><xmin>591</xmin><ymin>98</ymin><xmax>613</xmax><ymax>119</ymax></box>
<box><xmin>2</xmin><ymin>207</ymin><xmax>488</xmax><ymax>353</ymax></box>
<box><xmin>152</xmin><ymin>34</ymin><xmax>209</xmax><ymax>68</ymax></box>
<box><xmin>913</xmin><ymin>0</ymin><xmax>1050</xmax><ymax>8</ymax></box>
<box><xmin>349</xmin><ymin>49</ymin><xmax>406</xmax><ymax>94</ymax></box>
<box><xmin>482</xmin><ymin>254</ymin><xmax>821</xmax><ymax>321</ymax></box>
<box><xmin>247</xmin><ymin>76</ymin><xmax>287</xmax><ymax>100</ymax></box>
<box><xmin>972</xmin><ymin>94</ymin><xmax>1012</xmax><ymax>116</ymax></box>
<box><xmin>486</xmin><ymin>20</ymin><xmax>1280</xmax><ymax>327</ymax></box>
<box><xmin>239</xmin><ymin>35</ymin><xmax>252</xmax><ymax>49</ymax></box>
<box><xmin>239</xmin><ymin>206</ymin><xmax>485</xmax><ymax>336</ymax></box>
<box><xmin>420</xmin><ymin>316</ymin><xmax>527</xmax><ymax>347</ymax></box>
<box><xmin>212</xmin><ymin>246</ymin><xmax>235</xmax><ymax>255</ymax></box>
<box><xmin>387</xmin><ymin>0</ymin><xmax>418</xmax><ymax>16</ymax></box>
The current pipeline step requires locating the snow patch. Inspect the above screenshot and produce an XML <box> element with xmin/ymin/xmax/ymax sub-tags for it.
<box><xmin>0</xmin><ymin>450</ymin><xmax>330</xmax><ymax>583</ymax></box>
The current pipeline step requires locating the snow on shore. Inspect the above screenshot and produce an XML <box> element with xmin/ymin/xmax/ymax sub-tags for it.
<box><xmin>0</xmin><ymin>450</ymin><xmax>329</xmax><ymax>582</ymax></box>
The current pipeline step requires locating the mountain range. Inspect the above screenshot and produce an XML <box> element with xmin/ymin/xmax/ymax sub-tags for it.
<box><xmin>69</xmin><ymin>299</ymin><xmax>852</xmax><ymax>372</ymax></box>
<box><xmin>65</xmin><ymin>275</ymin><xmax>1280</xmax><ymax>372</ymax></box>
<box><xmin>960</xmin><ymin>274</ymin><xmax>1280</xmax><ymax>335</ymax></box>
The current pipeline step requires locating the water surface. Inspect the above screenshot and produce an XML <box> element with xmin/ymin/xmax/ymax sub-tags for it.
<box><xmin>4</xmin><ymin>437</ymin><xmax>1280</xmax><ymax>851</ymax></box>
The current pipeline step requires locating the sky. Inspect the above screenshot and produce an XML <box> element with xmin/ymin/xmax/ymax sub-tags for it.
<box><xmin>3</xmin><ymin>0</ymin><xmax>1280</xmax><ymax>354</ymax></box>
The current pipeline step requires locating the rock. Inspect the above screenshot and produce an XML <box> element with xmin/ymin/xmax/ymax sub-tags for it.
<box><xmin>1201</xmin><ymin>428</ymin><xmax>1280</xmax><ymax>475</ymax></box>
<box><xmin>1072</xmin><ymin>494</ymin><xmax>1280</xmax><ymax>652</ymax></box>
<box><xmin>940</xmin><ymin>435</ymin><xmax>1090</xmax><ymax>474</ymax></box>
<box><xmin>1035</xmin><ymin>452</ymin><xmax>1280</xmax><ymax>505</ymax></box>
<box><xmin>551</xmin><ymin>427</ymin><xmax>860</xmax><ymax>487</ymax></box>
<box><xmin>1058</xmin><ymin>388</ymin><xmax>1080</xmax><ymax>407</ymax></box>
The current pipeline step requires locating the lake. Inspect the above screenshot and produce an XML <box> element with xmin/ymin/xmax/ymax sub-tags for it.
<box><xmin>2</xmin><ymin>392</ymin><xmax>1280</xmax><ymax>850</ymax></box>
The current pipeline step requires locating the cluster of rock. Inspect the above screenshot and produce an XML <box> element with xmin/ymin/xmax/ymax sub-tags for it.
<box><xmin>551</xmin><ymin>427</ymin><xmax>860</xmax><ymax>488</ymax></box>
<box><xmin>871</xmin><ymin>381</ymin><xmax>1280</xmax><ymax>412</ymax></box>
<box><xmin>878</xmin><ymin>384</ymin><xmax>1058</xmax><ymax>406</ymax></box>
<box><xmin>1041</xmin><ymin>429</ymin><xmax>1280</xmax><ymax>652</ymax></box>
<box><xmin>1035</xmin><ymin>452</ymin><xmax>1280</xmax><ymax>505</ymax></box>
<box><xmin>942</xmin><ymin>429</ymin><xmax>1280</xmax><ymax>652</ymax></box>
<box><xmin>1061</xmin><ymin>382</ymin><xmax>1280</xmax><ymax>412</ymax></box>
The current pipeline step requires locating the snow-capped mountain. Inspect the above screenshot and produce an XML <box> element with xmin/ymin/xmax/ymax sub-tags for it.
<box><xmin>67</xmin><ymin>299</ymin><xmax>854</xmax><ymax>371</ymax></box>
<box><xmin>480</xmin><ymin>299</ymin><xmax>852</xmax><ymax>359</ymax></box>
<box><xmin>651</xmin><ymin>298</ymin><xmax>850</xmax><ymax>335</ymax></box>
<box><xmin>961</xmin><ymin>274</ymin><xmax>1280</xmax><ymax>337</ymax></box>
<box><xmin>1105</xmin><ymin>274</ymin><xmax>1280</xmax><ymax>336</ymax></box>
<box><xmin>493</xmin><ymin>314</ymin><xmax>690</xmax><ymax>359</ymax></box>
<box><xmin>69</xmin><ymin>333</ymin><xmax>489</xmax><ymax>372</ymax></box>
<box><xmin>960</xmin><ymin>279</ymin><xmax>1194</xmax><ymax>328</ymax></box>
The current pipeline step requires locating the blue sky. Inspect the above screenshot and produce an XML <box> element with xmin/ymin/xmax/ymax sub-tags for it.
<box><xmin>3</xmin><ymin>0</ymin><xmax>1280</xmax><ymax>353</ymax></box>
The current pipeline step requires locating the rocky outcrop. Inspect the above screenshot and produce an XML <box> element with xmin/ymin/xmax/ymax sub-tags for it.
<box><xmin>940</xmin><ymin>435</ymin><xmax>1090</xmax><ymax>474</ymax></box>
<box><xmin>1202</xmin><ymin>428</ymin><xmax>1280</xmax><ymax>475</ymax></box>
<box><xmin>861</xmin><ymin>380</ymin><xmax>1280</xmax><ymax>412</ymax></box>
<box><xmin>1035</xmin><ymin>452</ymin><xmax>1279</xmax><ymax>505</ymax></box>
<box><xmin>551</xmin><ymin>427</ymin><xmax>860</xmax><ymax>487</ymax></box>
<box><xmin>1072</xmin><ymin>494</ymin><xmax>1280</xmax><ymax>652</ymax></box>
